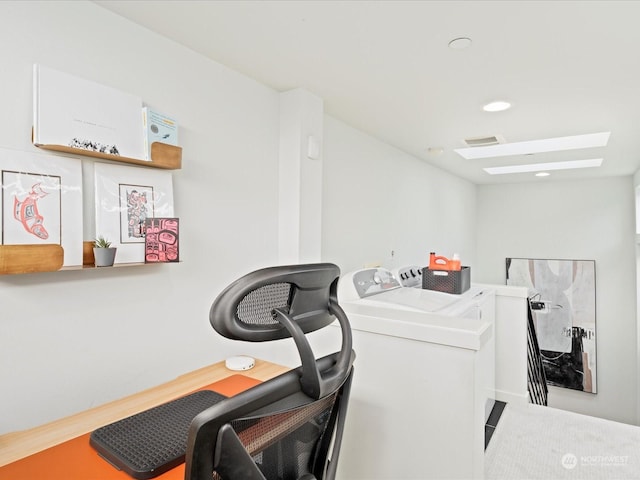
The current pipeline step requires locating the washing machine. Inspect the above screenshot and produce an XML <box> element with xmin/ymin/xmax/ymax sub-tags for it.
<box><xmin>393</xmin><ymin>264</ymin><xmax>529</xmax><ymax>406</ymax></box>
<box><xmin>319</xmin><ymin>267</ymin><xmax>495</xmax><ymax>480</ymax></box>
<box><xmin>347</xmin><ymin>266</ymin><xmax>491</xmax><ymax>321</ymax></box>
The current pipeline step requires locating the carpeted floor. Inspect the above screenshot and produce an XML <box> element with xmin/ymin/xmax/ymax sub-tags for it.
<box><xmin>485</xmin><ymin>402</ymin><xmax>640</xmax><ymax>480</ymax></box>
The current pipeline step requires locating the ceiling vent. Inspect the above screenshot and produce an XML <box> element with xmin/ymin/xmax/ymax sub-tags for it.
<box><xmin>463</xmin><ymin>134</ymin><xmax>505</xmax><ymax>147</ymax></box>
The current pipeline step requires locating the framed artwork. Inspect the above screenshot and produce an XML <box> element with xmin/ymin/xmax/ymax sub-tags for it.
<box><xmin>0</xmin><ymin>148</ymin><xmax>83</xmax><ymax>266</ymax></box>
<box><xmin>94</xmin><ymin>163</ymin><xmax>174</xmax><ymax>264</ymax></box>
<box><xmin>144</xmin><ymin>217</ymin><xmax>179</xmax><ymax>263</ymax></box>
<box><xmin>506</xmin><ymin>258</ymin><xmax>597</xmax><ymax>393</ymax></box>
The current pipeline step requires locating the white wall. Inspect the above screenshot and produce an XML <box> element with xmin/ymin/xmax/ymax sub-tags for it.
<box><xmin>321</xmin><ymin>116</ymin><xmax>477</xmax><ymax>275</ymax></box>
<box><xmin>632</xmin><ymin>171</ymin><xmax>640</xmax><ymax>425</ymax></box>
<box><xmin>475</xmin><ymin>177</ymin><xmax>638</xmax><ymax>424</ymax></box>
<box><xmin>0</xmin><ymin>1</ymin><xmax>282</xmax><ymax>434</ymax></box>
<box><xmin>0</xmin><ymin>2</ymin><xmax>479</xmax><ymax>434</ymax></box>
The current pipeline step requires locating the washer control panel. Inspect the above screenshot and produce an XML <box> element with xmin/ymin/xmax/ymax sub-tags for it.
<box><xmin>352</xmin><ymin>268</ymin><xmax>401</xmax><ymax>298</ymax></box>
<box><xmin>396</xmin><ymin>265</ymin><xmax>424</xmax><ymax>288</ymax></box>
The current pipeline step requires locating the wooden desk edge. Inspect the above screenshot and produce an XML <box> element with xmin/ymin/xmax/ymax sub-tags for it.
<box><xmin>0</xmin><ymin>359</ymin><xmax>289</xmax><ymax>466</ymax></box>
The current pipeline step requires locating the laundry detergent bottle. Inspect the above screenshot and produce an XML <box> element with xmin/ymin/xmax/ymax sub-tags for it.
<box><xmin>429</xmin><ymin>252</ymin><xmax>461</xmax><ymax>271</ymax></box>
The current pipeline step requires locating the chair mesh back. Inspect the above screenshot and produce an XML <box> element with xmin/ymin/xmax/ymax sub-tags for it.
<box><xmin>236</xmin><ymin>283</ymin><xmax>292</xmax><ymax>326</ymax></box>
<box><xmin>213</xmin><ymin>393</ymin><xmax>338</xmax><ymax>480</ymax></box>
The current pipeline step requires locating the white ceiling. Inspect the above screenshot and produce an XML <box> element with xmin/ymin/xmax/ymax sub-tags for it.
<box><xmin>94</xmin><ymin>0</ymin><xmax>640</xmax><ymax>185</ymax></box>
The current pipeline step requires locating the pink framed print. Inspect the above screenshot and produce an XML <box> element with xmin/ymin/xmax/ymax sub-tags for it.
<box><xmin>0</xmin><ymin>148</ymin><xmax>83</xmax><ymax>266</ymax></box>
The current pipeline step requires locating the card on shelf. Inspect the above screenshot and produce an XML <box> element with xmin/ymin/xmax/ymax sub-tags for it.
<box><xmin>142</xmin><ymin>107</ymin><xmax>179</xmax><ymax>161</ymax></box>
<box><xmin>144</xmin><ymin>217</ymin><xmax>179</xmax><ymax>263</ymax></box>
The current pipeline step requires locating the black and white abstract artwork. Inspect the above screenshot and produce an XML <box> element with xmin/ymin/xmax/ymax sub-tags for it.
<box><xmin>506</xmin><ymin>258</ymin><xmax>597</xmax><ymax>394</ymax></box>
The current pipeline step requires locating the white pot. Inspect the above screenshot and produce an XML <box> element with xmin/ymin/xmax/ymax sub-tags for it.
<box><xmin>93</xmin><ymin>247</ymin><xmax>117</xmax><ymax>267</ymax></box>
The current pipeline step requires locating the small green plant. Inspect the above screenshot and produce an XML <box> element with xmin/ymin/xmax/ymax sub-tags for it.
<box><xmin>94</xmin><ymin>236</ymin><xmax>112</xmax><ymax>248</ymax></box>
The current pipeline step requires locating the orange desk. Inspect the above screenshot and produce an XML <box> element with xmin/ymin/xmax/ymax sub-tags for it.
<box><xmin>0</xmin><ymin>360</ymin><xmax>288</xmax><ymax>480</ymax></box>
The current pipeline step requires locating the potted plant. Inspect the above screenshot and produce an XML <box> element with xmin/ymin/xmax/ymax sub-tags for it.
<box><xmin>93</xmin><ymin>236</ymin><xmax>117</xmax><ymax>267</ymax></box>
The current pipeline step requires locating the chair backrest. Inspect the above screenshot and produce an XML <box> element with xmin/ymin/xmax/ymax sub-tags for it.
<box><xmin>184</xmin><ymin>263</ymin><xmax>355</xmax><ymax>480</ymax></box>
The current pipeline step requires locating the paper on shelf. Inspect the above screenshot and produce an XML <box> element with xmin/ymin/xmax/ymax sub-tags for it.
<box><xmin>33</xmin><ymin>64</ymin><xmax>145</xmax><ymax>160</ymax></box>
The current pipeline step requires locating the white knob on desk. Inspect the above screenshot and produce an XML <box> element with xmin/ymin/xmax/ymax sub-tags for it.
<box><xmin>225</xmin><ymin>355</ymin><xmax>255</xmax><ymax>371</ymax></box>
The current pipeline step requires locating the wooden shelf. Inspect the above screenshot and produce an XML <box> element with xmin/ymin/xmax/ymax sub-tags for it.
<box><xmin>0</xmin><ymin>244</ymin><xmax>63</xmax><ymax>275</ymax></box>
<box><xmin>33</xmin><ymin>141</ymin><xmax>182</xmax><ymax>170</ymax></box>
<box><xmin>0</xmin><ymin>244</ymin><xmax>166</xmax><ymax>275</ymax></box>
<box><xmin>8</xmin><ymin>128</ymin><xmax>183</xmax><ymax>275</ymax></box>
<box><xmin>60</xmin><ymin>262</ymin><xmax>160</xmax><ymax>271</ymax></box>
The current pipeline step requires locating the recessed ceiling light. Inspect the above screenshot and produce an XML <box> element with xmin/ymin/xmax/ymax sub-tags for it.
<box><xmin>483</xmin><ymin>101</ymin><xmax>511</xmax><ymax>112</ymax></box>
<box><xmin>535</xmin><ymin>172</ymin><xmax>550</xmax><ymax>177</ymax></box>
<box><xmin>448</xmin><ymin>37</ymin><xmax>472</xmax><ymax>49</ymax></box>
<box><xmin>483</xmin><ymin>158</ymin><xmax>603</xmax><ymax>175</ymax></box>
<box><xmin>455</xmin><ymin>132</ymin><xmax>610</xmax><ymax>160</ymax></box>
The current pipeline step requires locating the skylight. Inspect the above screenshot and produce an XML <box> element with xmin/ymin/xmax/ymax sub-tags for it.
<box><xmin>483</xmin><ymin>158</ymin><xmax>603</xmax><ymax>175</ymax></box>
<box><xmin>455</xmin><ymin>132</ymin><xmax>610</xmax><ymax>160</ymax></box>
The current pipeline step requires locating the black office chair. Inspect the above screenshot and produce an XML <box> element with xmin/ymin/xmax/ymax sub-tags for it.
<box><xmin>184</xmin><ymin>263</ymin><xmax>355</xmax><ymax>480</ymax></box>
